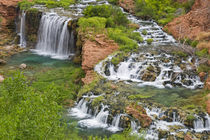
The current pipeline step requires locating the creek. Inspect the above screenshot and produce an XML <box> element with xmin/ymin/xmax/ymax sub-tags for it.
<box><xmin>8</xmin><ymin>0</ymin><xmax>210</xmax><ymax>139</ymax></box>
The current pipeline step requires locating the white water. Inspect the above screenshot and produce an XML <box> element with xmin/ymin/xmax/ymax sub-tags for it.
<box><xmin>107</xmin><ymin>114</ymin><xmax>123</xmax><ymax>132</ymax></box>
<box><xmin>193</xmin><ymin>114</ymin><xmax>210</xmax><ymax>132</ymax></box>
<box><xmin>19</xmin><ymin>11</ymin><xmax>26</xmax><ymax>48</ymax></box>
<box><xmin>34</xmin><ymin>13</ymin><xmax>74</xmax><ymax>59</ymax></box>
<box><xmin>95</xmin><ymin>53</ymin><xmax>203</xmax><ymax>89</ymax></box>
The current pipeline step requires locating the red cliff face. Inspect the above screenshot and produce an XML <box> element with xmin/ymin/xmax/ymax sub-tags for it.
<box><xmin>81</xmin><ymin>34</ymin><xmax>119</xmax><ymax>84</ymax></box>
<box><xmin>0</xmin><ymin>0</ymin><xmax>23</xmax><ymax>31</ymax></box>
<box><xmin>165</xmin><ymin>0</ymin><xmax>210</xmax><ymax>40</ymax></box>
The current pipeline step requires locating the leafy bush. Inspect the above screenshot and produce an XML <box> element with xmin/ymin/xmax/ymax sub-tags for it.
<box><xmin>146</xmin><ymin>38</ymin><xmax>153</xmax><ymax>44</ymax></box>
<box><xmin>0</xmin><ymin>73</ymin><xmax>65</xmax><ymax>139</ymax></box>
<box><xmin>195</xmin><ymin>48</ymin><xmax>208</xmax><ymax>57</ymax></box>
<box><xmin>18</xmin><ymin>0</ymin><xmax>35</xmax><ymax>10</ymax></box>
<box><xmin>108</xmin><ymin>28</ymin><xmax>138</xmax><ymax>52</ymax></box>
<box><xmin>83</xmin><ymin>5</ymin><xmax>129</xmax><ymax>27</ymax></box>
<box><xmin>108</xmin><ymin>0</ymin><xmax>119</xmax><ymax>5</ymax></box>
<box><xmin>129</xmin><ymin>32</ymin><xmax>144</xmax><ymax>43</ymax></box>
<box><xmin>142</xmin><ymin>30</ymin><xmax>147</xmax><ymax>35</ymax></box>
<box><xmin>78</xmin><ymin>17</ymin><xmax>107</xmax><ymax>31</ymax></box>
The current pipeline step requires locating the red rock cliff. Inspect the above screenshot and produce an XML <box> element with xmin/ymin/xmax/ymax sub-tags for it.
<box><xmin>165</xmin><ymin>0</ymin><xmax>210</xmax><ymax>40</ymax></box>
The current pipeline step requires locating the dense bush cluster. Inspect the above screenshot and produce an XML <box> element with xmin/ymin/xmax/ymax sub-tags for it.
<box><xmin>134</xmin><ymin>0</ymin><xmax>195</xmax><ymax>25</ymax></box>
<box><xmin>79</xmin><ymin>5</ymin><xmax>142</xmax><ymax>52</ymax></box>
<box><xmin>19</xmin><ymin>0</ymin><xmax>75</xmax><ymax>10</ymax></box>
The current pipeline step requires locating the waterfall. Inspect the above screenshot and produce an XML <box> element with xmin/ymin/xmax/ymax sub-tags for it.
<box><xmin>34</xmin><ymin>13</ymin><xmax>74</xmax><ymax>59</ymax></box>
<box><xmin>193</xmin><ymin>114</ymin><xmax>210</xmax><ymax>132</ymax></box>
<box><xmin>19</xmin><ymin>11</ymin><xmax>26</xmax><ymax>48</ymax></box>
<box><xmin>70</xmin><ymin>98</ymin><xmax>90</xmax><ymax>118</ymax></box>
<box><xmin>78</xmin><ymin>104</ymin><xmax>109</xmax><ymax>128</ymax></box>
<box><xmin>107</xmin><ymin>114</ymin><xmax>123</xmax><ymax>132</ymax></box>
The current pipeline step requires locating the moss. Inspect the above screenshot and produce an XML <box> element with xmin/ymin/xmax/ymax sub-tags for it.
<box><xmin>146</xmin><ymin>38</ymin><xmax>153</xmax><ymax>45</ymax></box>
<box><xmin>111</xmin><ymin>52</ymin><xmax>126</xmax><ymax>66</ymax></box>
<box><xmin>186</xmin><ymin>115</ymin><xmax>196</xmax><ymax>121</ymax></box>
<box><xmin>78</xmin><ymin>74</ymin><xmax>100</xmax><ymax>97</ymax></box>
<box><xmin>197</xmin><ymin>64</ymin><xmax>210</xmax><ymax>73</ymax></box>
<box><xmin>171</xmin><ymin>51</ymin><xmax>188</xmax><ymax>58</ymax></box>
<box><xmin>92</xmin><ymin>96</ymin><xmax>105</xmax><ymax>106</ymax></box>
<box><xmin>128</xmin><ymin>94</ymin><xmax>153</xmax><ymax>100</ymax></box>
<box><xmin>27</xmin><ymin>8</ymin><xmax>39</xmax><ymax>13</ymax></box>
<box><xmin>195</xmin><ymin>49</ymin><xmax>208</xmax><ymax>57</ymax></box>
<box><xmin>129</xmin><ymin>32</ymin><xmax>144</xmax><ymax>43</ymax></box>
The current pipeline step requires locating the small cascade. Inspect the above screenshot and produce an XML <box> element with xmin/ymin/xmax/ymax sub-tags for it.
<box><xmin>95</xmin><ymin>53</ymin><xmax>203</xmax><ymax>89</ymax></box>
<box><xmin>193</xmin><ymin>114</ymin><xmax>210</xmax><ymax>132</ymax></box>
<box><xmin>78</xmin><ymin>104</ymin><xmax>109</xmax><ymax>128</ymax></box>
<box><xmin>70</xmin><ymin>98</ymin><xmax>90</xmax><ymax>118</ymax></box>
<box><xmin>19</xmin><ymin>11</ymin><xmax>26</xmax><ymax>48</ymax></box>
<box><xmin>34</xmin><ymin>13</ymin><xmax>74</xmax><ymax>59</ymax></box>
<box><xmin>107</xmin><ymin>114</ymin><xmax>123</xmax><ymax>132</ymax></box>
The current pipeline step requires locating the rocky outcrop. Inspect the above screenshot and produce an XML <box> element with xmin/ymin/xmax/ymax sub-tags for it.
<box><xmin>81</xmin><ymin>34</ymin><xmax>119</xmax><ymax>84</ymax></box>
<box><xmin>0</xmin><ymin>0</ymin><xmax>23</xmax><ymax>31</ymax></box>
<box><xmin>165</xmin><ymin>0</ymin><xmax>210</xmax><ymax>40</ymax></box>
<box><xmin>126</xmin><ymin>103</ymin><xmax>152</xmax><ymax>128</ymax></box>
<box><xmin>206</xmin><ymin>94</ymin><xmax>210</xmax><ymax>115</ymax></box>
<box><xmin>119</xmin><ymin>0</ymin><xmax>135</xmax><ymax>14</ymax></box>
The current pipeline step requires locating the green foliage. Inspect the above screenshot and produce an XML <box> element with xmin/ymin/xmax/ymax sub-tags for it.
<box><xmin>0</xmin><ymin>72</ymin><xmax>65</xmax><ymax>139</ymax></box>
<box><xmin>108</xmin><ymin>0</ymin><xmax>119</xmax><ymax>5</ymax></box>
<box><xmin>171</xmin><ymin>51</ymin><xmax>188</xmax><ymax>57</ymax></box>
<box><xmin>83</xmin><ymin>5</ymin><xmax>129</xmax><ymax>27</ymax></box>
<box><xmin>128</xmin><ymin>94</ymin><xmax>153</xmax><ymax>100</ymax></box>
<box><xmin>129</xmin><ymin>32</ymin><xmax>144</xmax><ymax>43</ymax></box>
<box><xmin>78</xmin><ymin>17</ymin><xmax>107</xmax><ymax>31</ymax></box>
<box><xmin>195</xmin><ymin>49</ymin><xmax>208</xmax><ymax>57</ymax></box>
<box><xmin>19</xmin><ymin>0</ymin><xmax>75</xmax><ymax>10</ymax></box>
<box><xmin>197</xmin><ymin>64</ymin><xmax>210</xmax><ymax>73</ymax></box>
<box><xmin>27</xmin><ymin>8</ymin><xmax>39</xmax><ymax>13</ymax></box>
<box><xmin>108</xmin><ymin>28</ymin><xmax>138</xmax><ymax>52</ymax></box>
<box><xmin>146</xmin><ymin>38</ymin><xmax>153</xmax><ymax>45</ymax></box>
<box><xmin>142</xmin><ymin>30</ymin><xmax>147</xmax><ymax>35</ymax></box>
<box><xmin>186</xmin><ymin>114</ymin><xmax>196</xmax><ymax>121</ymax></box>
<box><xmin>111</xmin><ymin>52</ymin><xmax>125</xmax><ymax>66</ymax></box>
<box><xmin>183</xmin><ymin>0</ymin><xmax>195</xmax><ymax>13</ymax></box>
<box><xmin>18</xmin><ymin>0</ymin><xmax>35</xmax><ymax>10</ymax></box>
<box><xmin>134</xmin><ymin>0</ymin><xmax>184</xmax><ymax>25</ymax></box>
<box><xmin>92</xmin><ymin>96</ymin><xmax>104</xmax><ymax>106</ymax></box>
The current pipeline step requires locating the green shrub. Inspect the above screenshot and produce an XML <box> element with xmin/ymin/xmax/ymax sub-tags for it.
<box><xmin>142</xmin><ymin>30</ymin><xmax>147</xmax><ymax>35</ymax></box>
<box><xmin>197</xmin><ymin>64</ymin><xmax>210</xmax><ymax>73</ymax></box>
<box><xmin>18</xmin><ymin>0</ymin><xmax>34</xmax><ymax>10</ymax></box>
<box><xmin>191</xmin><ymin>40</ymin><xmax>198</xmax><ymax>48</ymax></box>
<box><xmin>0</xmin><ymin>72</ymin><xmax>65</xmax><ymax>139</ymax></box>
<box><xmin>78</xmin><ymin>17</ymin><xmax>107</xmax><ymax>30</ymax></box>
<box><xmin>128</xmin><ymin>32</ymin><xmax>144</xmax><ymax>43</ymax></box>
<box><xmin>92</xmin><ymin>96</ymin><xmax>104</xmax><ymax>106</ymax></box>
<box><xmin>83</xmin><ymin>5</ymin><xmax>129</xmax><ymax>27</ymax></box>
<box><xmin>147</xmin><ymin>38</ymin><xmax>153</xmax><ymax>45</ymax></box>
<box><xmin>195</xmin><ymin>49</ymin><xmax>208</xmax><ymax>57</ymax></box>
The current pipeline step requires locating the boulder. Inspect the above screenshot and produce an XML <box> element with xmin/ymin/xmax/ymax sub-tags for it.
<box><xmin>126</xmin><ymin>103</ymin><xmax>152</xmax><ymax>128</ymax></box>
<box><xmin>19</xmin><ymin>63</ymin><xmax>27</xmax><ymax>69</ymax></box>
<box><xmin>0</xmin><ymin>59</ymin><xmax>6</xmax><ymax>65</ymax></box>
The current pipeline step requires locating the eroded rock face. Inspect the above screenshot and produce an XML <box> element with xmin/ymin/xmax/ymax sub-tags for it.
<box><xmin>0</xmin><ymin>0</ymin><xmax>22</xmax><ymax>30</ymax></box>
<box><xmin>81</xmin><ymin>34</ymin><xmax>118</xmax><ymax>84</ymax></box>
<box><xmin>165</xmin><ymin>0</ymin><xmax>210</xmax><ymax>40</ymax></box>
<box><xmin>206</xmin><ymin>94</ymin><xmax>210</xmax><ymax>115</ymax></box>
<box><xmin>119</xmin><ymin>0</ymin><xmax>135</xmax><ymax>14</ymax></box>
<box><xmin>126</xmin><ymin>103</ymin><xmax>152</xmax><ymax>128</ymax></box>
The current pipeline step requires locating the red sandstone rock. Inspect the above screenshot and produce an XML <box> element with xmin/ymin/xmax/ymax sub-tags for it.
<box><xmin>165</xmin><ymin>0</ymin><xmax>210</xmax><ymax>40</ymax></box>
<box><xmin>206</xmin><ymin>94</ymin><xmax>210</xmax><ymax>115</ymax></box>
<box><xmin>126</xmin><ymin>104</ymin><xmax>152</xmax><ymax>128</ymax></box>
<box><xmin>205</xmin><ymin>76</ymin><xmax>210</xmax><ymax>90</ymax></box>
<box><xmin>119</xmin><ymin>0</ymin><xmax>135</xmax><ymax>14</ymax></box>
<box><xmin>184</xmin><ymin>134</ymin><xmax>193</xmax><ymax>140</ymax></box>
<box><xmin>81</xmin><ymin>34</ymin><xmax>119</xmax><ymax>84</ymax></box>
<box><xmin>199</xmin><ymin>72</ymin><xmax>206</xmax><ymax>82</ymax></box>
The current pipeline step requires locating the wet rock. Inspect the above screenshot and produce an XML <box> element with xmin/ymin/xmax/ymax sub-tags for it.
<box><xmin>158</xmin><ymin>129</ymin><xmax>168</xmax><ymax>139</ymax></box>
<box><xmin>0</xmin><ymin>75</ymin><xmax>4</xmax><ymax>83</ymax></box>
<box><xmin>199</xmin><ymin>72</ymin><xmax>207</xmax><ymax>82</ymax></box>
<box><xmin>206</xmin><ymin>94</ymin><xmax>210</xmax><ymax>115</ymax></box>
<box><xmin>126</xmin><ymin>103</ymin><xmax>152</xmax><ymax>128</ymax></box>
<box><xmin>184</xmin><ymin>134</ymin><xmax>193</xmax><ymax>140</ymax></box>
<box><xmin>175</xmin><ymin>131</ymin><xmax>185</xmax><ymax>139</ymax></box>
<box><xmin>0</xmin><ymin>59</ymin><xmax>6</xmax><ymax>65</ymax></box>
<box><xmin>19</xmin><ymin>63</ymin><xmax>27</xmax><ymax>69</ymax></box>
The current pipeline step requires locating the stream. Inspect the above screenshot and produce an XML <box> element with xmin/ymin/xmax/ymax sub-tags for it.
<box><xmin>10</xmin><ymin>0</ymin><xmax>210</xmax><ymax>139</ymax></box>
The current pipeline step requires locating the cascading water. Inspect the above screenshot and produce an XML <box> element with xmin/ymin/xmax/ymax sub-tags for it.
<box><xmin>193</xmin><ymin>114</ymin><xmax>210</xmax><ymax>132</ymax></box>
<box><xmin>19</xmin><ymin>11</ymin><xmax>26</xmax><ymax>48</ymax></box>
<box><xmin>95</xmin><ymin>53</ymin><xmax>203</xmax><ymax>89</ymax></box>
<box><xmin>34</xmin><ymin>13</ymin><xmax>74</xmax><ymax>59</ymax></box>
